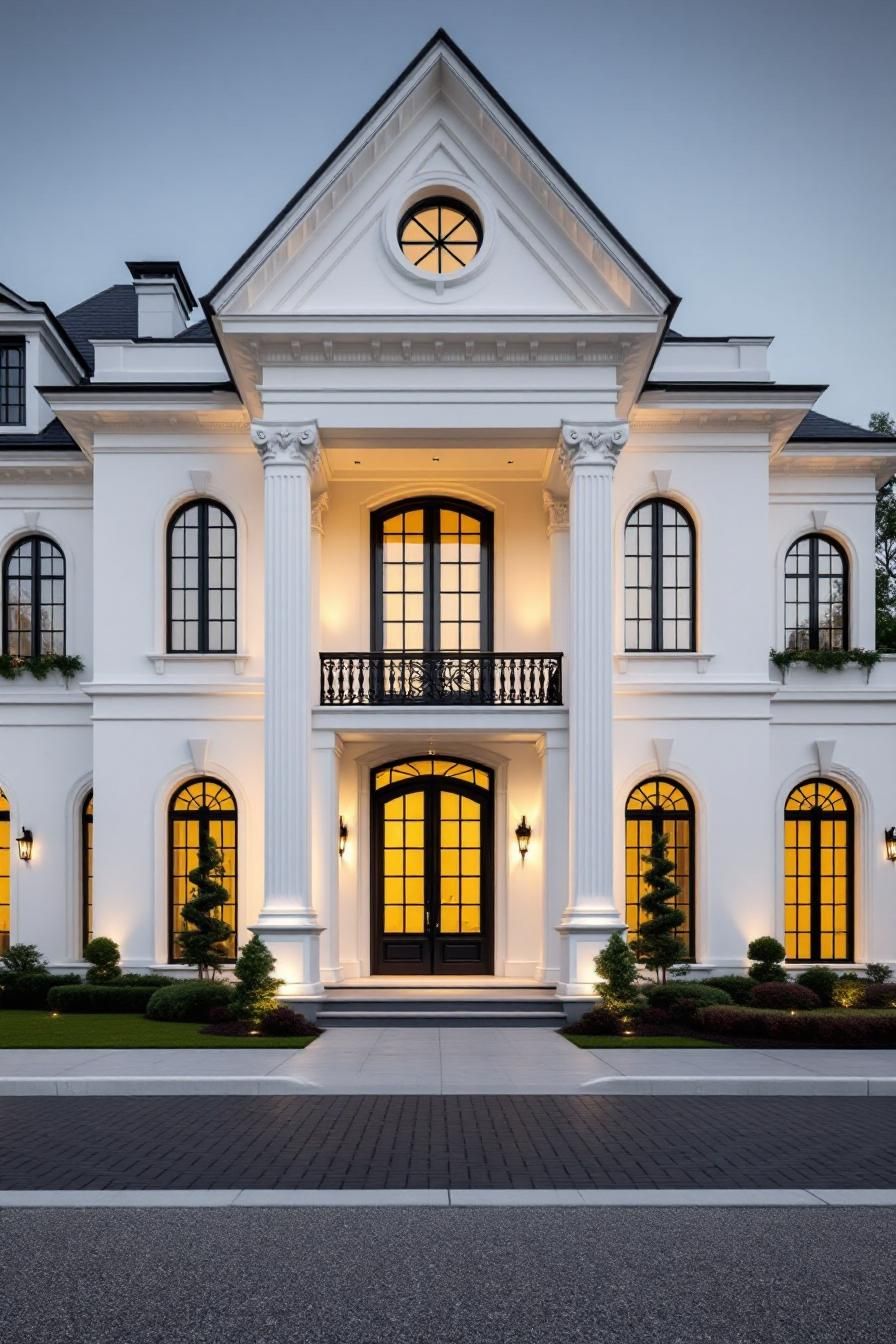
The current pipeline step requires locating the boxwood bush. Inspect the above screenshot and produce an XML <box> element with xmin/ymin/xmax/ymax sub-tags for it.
<box><xmin>0</xmin><ymin>972</ymin><xmax>81</xmax><ymax>1009</ymax></box>
<box><xmin>565</xmin><ymin>1006</ymin><xmax>622</xmax><ymax>1036</ymax></box>
<box><xmin>861</xmin><ymin>983</ymin><xmax>896</xmax><ymax>1010</ymax></box>
<box><xmin>749</xmin><ymin>981</ymin><xmax>820</xmax><ymax>1011</ymax></box>
<box><xmin>795</xmin><ymin>966</ymin><xmax>838</xmax><ymax>1006</ymax></box>
<box><xmin>697</xmin><ymin>976</ymin><xmax>755</xmax><ymax>1005</ymax></box>
<box><xmin>145</xmin><ymin>981</ymin><xmax>236</xmax><ymax>1023</ymax></box>
<box><xmin>47</xmin><ymin>984</ymin><xmax>160</xmax><ymax>1014</ymax></box>
<box><xmin>645</xmin><ymin>983</ymin><xmax>732</xmax><ymax>1020</ymax></box>
<box><xmin>696</xmin><ymin>1005</ymin><xmax>896</xmax><ymax>1045</ymax></box>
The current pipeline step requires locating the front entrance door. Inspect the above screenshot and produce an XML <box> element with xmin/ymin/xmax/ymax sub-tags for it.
<box><xmin>372</xmin><ymin>757</ymin><xmax>493</xmax><ymax>975</ymax></box>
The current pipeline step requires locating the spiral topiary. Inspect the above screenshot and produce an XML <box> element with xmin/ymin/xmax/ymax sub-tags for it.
<box><xmin>176</xmin><ymin>831</ymin><xmax>233</xmax><ymax>979</ymax></box>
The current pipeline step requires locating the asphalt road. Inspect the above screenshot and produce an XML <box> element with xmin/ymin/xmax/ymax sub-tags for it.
<box><xmin>1</xmin><ymin>1207</ymin><xmax>893</xmax><ymax>1343</ymax></box>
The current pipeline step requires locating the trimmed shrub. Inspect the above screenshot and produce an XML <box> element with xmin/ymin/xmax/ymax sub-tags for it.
<box><xmin>865</xmin><ymin>963</ymin><xmax>893</xmax><ymax>984</ymax></box>
<box><xmin>750</xmin><ymin>981</ymin><xmax>820</xmax><ymax>1011</ymax></box>
<box><xmin>697</xmin><ymin>976</ymin><xmax>755</xmax><ymax>1005</ymax></box>
<box><xmin>47</xmin><ymin>984</ymin><xmax>159</xmax><ymax>1014</ymax></box>
<box><xmin>233</xmin><ymin>935</ymin><xmax>282</xmax><ymax>1022</ymax></box>
<box><xmin>747</xmin><ymin>937</ymin><xmax>787</xmax><ymax>983</ymax></box>
<box><xmin>0</xmin><ymin>944</ymin><xmax>48</xmax><ymax>976</ymax></box>
<box><xmin>861</xmin><ymin>983</ymin><xmax>896</xmax><ymax>1010</ymax></box>
<box><xmin>696</xmin><ymin>1005</ymin><xmax>896</xmax><ymax>1046</ymax></box>
<box><xmin>259</xmin><ymin>1006</ymin><xmax>319</xmax><ymax>1037</ymax></box>
<box><xmin>594</xmin><ymin>932</ymin><xmax>639</xmax><ymax>1014</ymax></box>
<box><xmin>1</xmin><ymin>972</ymin><xmax>81</xmax><ymax>1009</ymax></box>
<box><xmin>645</xmin><ymin>983</ymin><xmax>732</xmax><ymax>1020</ymax></box>
<box><xmin>83</xmin><ymin>937</ymin><xmax>121</xmax><ymax>984</ymax></box>
<box><xmin>832</xmin><ymin>976</ymin><xmax>865</xmax><ymax>1009</ymax></box>
<box><xmin>795</xmin><ymin>966</ymin><xmax>838</xmax><ymax>1007</ymax></box>
<box><xmin>565</xmin><ymin>1006</ymin><xmax>622</xmax><ymax>1036</ymax></box>
<box><xmin>145</xmin><ymin>981</ymin><xmax>236</xmax><ymax>1023</ymax></box>
<box><xmin>114</xmin><ymin>974</ymin><xmax>178</xmax><ymax>988</ymax></box>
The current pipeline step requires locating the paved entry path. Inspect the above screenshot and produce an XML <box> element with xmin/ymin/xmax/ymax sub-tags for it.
<box><xmin>0</xmin><ymin>1094</ymin><xmax>895</xmax><ymax>1190</ymax></box>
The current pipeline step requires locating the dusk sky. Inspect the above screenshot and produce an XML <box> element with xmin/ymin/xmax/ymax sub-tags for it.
<box><xmin>3</xmin><ymin>0</ymin><xmax>893</xmax><ymax>424</ymax></box>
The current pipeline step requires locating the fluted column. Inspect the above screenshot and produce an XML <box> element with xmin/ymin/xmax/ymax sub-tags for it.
<box><xmin>557</xmin><ymin>420</ymin><xmax>629</xmax><ymax>996</ymax></box>
<box><xmin>250</xmin><ymin>420</ymin><xmax>323</xmax><ymax>998</ymax></box>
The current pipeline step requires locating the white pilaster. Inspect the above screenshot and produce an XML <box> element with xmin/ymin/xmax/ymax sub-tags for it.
<box><xmin>543</xmin><ymin>491</ymin><xmax>570</xmax><ymax>666</ymax></box>
<box><xmin>250</xmin><ymin>421</ymin><xmax>324</xmax><ymax>997</ymax></box>
<box><xmin>557</xmin><ymin>420</ymin><xmax>629</xmax><ymax>996</ymax></box>
<box><xmin>313</xmin><ymin>729</ymin><xmax>342</xmax><ymax>984</ymax></box>
<box><xmin>535</xmin><ymin>729</ymin><xmax>568</xmax><ymax>985</ymax></box>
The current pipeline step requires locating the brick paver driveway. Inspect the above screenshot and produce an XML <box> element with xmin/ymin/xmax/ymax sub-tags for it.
<box><xmin>2</xmin><ymin>1095</ymin><xmax>895</xmax><ymax>1189</ymax></box>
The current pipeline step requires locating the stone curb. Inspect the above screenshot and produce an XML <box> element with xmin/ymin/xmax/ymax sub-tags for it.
<box><xmin>0</xmin><ymin>1188</ymin><xmax>895</xmax><ymax>1207</ymax></box>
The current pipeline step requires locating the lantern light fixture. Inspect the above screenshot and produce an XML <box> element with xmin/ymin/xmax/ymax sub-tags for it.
<box><xmin>16</xmin><ymin>829</ymin><xmax>33</xmax><ymax>862</ymax></box>
<box><xmin>515</xmin><ymin>816</ymin><xmax>532</xmax><ymax>861</ymax></box>
<box><xmin>339</xmin><ymin>816</ymin><xmax>348</xmax><ymax>858</ymax></box>
<box><xmin>885</xmin><ymin>827</ymin><xmax>896</xmax><ymax>863</ymax></box>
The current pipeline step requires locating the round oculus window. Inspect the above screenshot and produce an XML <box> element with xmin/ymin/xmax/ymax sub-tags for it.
<box><xmin>398</xmin><ymin>197</ymin><xmax>482</xmax><ymax>275</ymax></box>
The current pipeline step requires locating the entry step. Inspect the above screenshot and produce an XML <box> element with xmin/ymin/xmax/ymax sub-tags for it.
<box><xmin>315</xmin><ymin>994</ymin><xmax>566</xmax><ymax>1028</ymax></box>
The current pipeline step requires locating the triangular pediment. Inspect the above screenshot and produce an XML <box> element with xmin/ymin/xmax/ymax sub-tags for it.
<box><xmin>208</xmin><ymin>32</ymin><xmax>675</xmax><ymax>324</ymax></box>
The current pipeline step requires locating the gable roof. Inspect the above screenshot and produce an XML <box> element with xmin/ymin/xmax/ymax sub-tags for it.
<box><xmin>788</xmin><ymin>410</ymin><xmax>896</xmax><ymax>443</ymax></box>
<box><xmin>57</xmin><ymin>285</ymin><xmax>138</xmax><ymax>372</ymax></box>
<box><xmin>204</xmin><ymin>28</ymin><xmax>678</xmax><ymax>317</ymax></box>
<box><xmin>0</xmin><ymin>417</ymin><xmax>78</xmax><ymax>451</ymax></box>
<box><xmin>0</xmin><ymin>282</ymin><xmax>87</xmax><ymax>377</ymax></box>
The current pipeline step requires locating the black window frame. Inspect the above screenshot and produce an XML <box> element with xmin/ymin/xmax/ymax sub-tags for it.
<box><xmin>2</xmin><ymin>533</ymin><xmax>66</xmax><ymax>658</ymax></box>
<box><xmin>623</xmin><ymin>497</ymin><xmax>696</xmax><ymax>653</ymax></box>
<box><xmin>784</xmin><ymin>778</ymin><xmax>854</xmax><ymax>964</ymax></box>
<box><xmin>0</xmin><ymin>340</ymin><xmax>26</xmax><ymax>427</ymax></box>
<box><xmin>624</xmin><ymin>776</ymin><xmax>696</xmax><ymax>961</ymax></box>
<box><xmin>397</xmin><ymin>196</ymin><xmax>483</xmax><ymax>274</ymax></box>
<box><xmin>81</xmin><ymin>791</ymin><xmax>93</xmax><ymax>953</ymax></box>
<box><xmin>166</xmin><ymin>498</ymin><xmax>238</xmax><ymax>655</ymax></box>
<box><xmin>784</xmin><ymin>532</ymin><xmax>849</xmax><ymax>651</ymax></box>
<box><xmin>167</xmin><ymin>775</ymin><xmax>238</xmax><ymax>964</ymax></box>
<box><xmin>370</xmin><ymin>496</ymin><xmax>494</xmax><ymax>653</ymax></box>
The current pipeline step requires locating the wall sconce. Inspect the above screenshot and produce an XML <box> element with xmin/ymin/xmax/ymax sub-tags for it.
<box><xmin>16</xmin><ymin>829</ymin><xmax>33</xmax><ymax>862</ymax></box>
<box><xmin>515</xmin><ymin>816</ymin><xmax>532</xmax><ymax>861</ymax></box>
<box><xmin>338</xmin><ymin>816</ymin><xmax>348</xmax><ymax>858</ymax></box>
<box><xmin>886</xmin><ymin>827</ymin><xmax>896</xmax><ymax>863</ymax></box>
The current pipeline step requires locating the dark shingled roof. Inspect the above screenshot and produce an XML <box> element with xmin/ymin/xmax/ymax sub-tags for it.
<box><xmin>0</xmin><ymin>418</ymin><xmax>78</xmax><ymax>451</ymax></box>
<box><xmin>57</xmin><ymin>285</ymin><xmax>138</xmax><ymax>372</ymax></box>
<box><xmin>789</xmin><ymin>411</ymin><xmax>896</xmax><ymax>444</ymax></box>
<box><xmin>175</xmin><ymin>319</ymin><xmax>212</xmax><ymax>342</ymax></box>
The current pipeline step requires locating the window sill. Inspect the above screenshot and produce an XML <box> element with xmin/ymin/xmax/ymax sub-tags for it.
<box><xmin>615</xmin><ymin>653</ymin><xmax>715</xmax><ymax>675</ymax></box>
<box><xmin>147</xmin><ymin>653</ymin><xmax>248</xmax><ymax>676</ymax></box>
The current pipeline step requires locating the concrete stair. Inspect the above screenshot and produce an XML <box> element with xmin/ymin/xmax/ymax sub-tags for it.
<box><xmin>316</xmin><ymin>987</ymin><xmax>565</xmax><ymax>1029</ymax></box>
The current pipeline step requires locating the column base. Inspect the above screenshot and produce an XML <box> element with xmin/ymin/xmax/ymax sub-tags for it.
<box><xmin>250</xmin><ymin>913</ymin><xmax>325</xmax><ymax>998</ymax></box>
<box><xmin>556</xmin><ymin>914</ymin><xmax>627</xmax><ymax>998</ymax></box>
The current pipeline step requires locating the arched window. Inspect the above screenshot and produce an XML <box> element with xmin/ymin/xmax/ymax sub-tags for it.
<box><xmin>625</xmin><ymin>777</ymin><xmax>695</xmax><ymax>959</ymax></box>
<box><xmin>624</xmin><ymin>499</ymin><xmax>695</xmax><ymax>652</ymax></box>
<box><xmin>167</xmin><ymin>500</ymin><xmax>237</xmax><ymax>654</ymax></box>
<box><xmin>81</xmin><ymin>792</ymin><xmax>93</xmax><ymax>952</ymax></box>
<box><xmin>168</xmin><ymin>777</ymin><xmax>237</xmax><ymax>963</ymax></box>
<box><xmin>3</xmin><ymin>534</ymin><xmax>65</xmax><ymax>657</ymax></box>
<box><xmin>784</xmin><ymin>779</ymin><xmax>853</xmax><ymax>962</ymax></box>
<box><xmin>371</xmin><ymin>498</ymin><xmax>493</xmax><ymax>653</ymax></box>
<box><xmin>784</xmin><ymin>533</ymin><xmax>848</xmax><ymax>650</ymax></box>
<box><xmin>0</xmin><ymin>787</ymin><xmax>9</xmax><ymax>954</ymax></box>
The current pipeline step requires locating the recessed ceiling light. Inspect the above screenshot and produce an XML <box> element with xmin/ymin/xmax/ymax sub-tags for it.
<box><xmin>432</xmin><ymin>456</ymin><xmax>440</xmax><ymax>463</ymax></box>
<box><xmin>353</xmin><ymin>460</ymin><xmax>361</xmax><ymax>466</ymax></box>
<box><xmin>507</xmin><ymin>459</ymin><xmax>514</xmax><ymax>465</ymax></box>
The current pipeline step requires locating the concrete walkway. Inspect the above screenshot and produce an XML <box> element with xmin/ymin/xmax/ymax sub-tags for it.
<box><xmin>0</xmin><ymin>1029</ymin><xmax>894</xmax><ymax>1094</ymax></box>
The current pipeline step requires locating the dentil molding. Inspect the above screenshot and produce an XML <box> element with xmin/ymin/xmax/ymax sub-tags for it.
<box><xmin>251</xmin><ymin>421</ymin><xmax>321</xmax><ymax>471</ymax></box>
<box><xmin>559</xmin><ymin>421</ymin><xmax>630</xmax><ymax>474</ymax></box>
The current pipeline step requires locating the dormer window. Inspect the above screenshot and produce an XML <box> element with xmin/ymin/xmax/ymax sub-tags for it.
<box><xmin>0</xmin><ymin>341</ymin><xmax>25</xmax><ymax>426</ymax></box>
<box><xmin>398</xmin><ymin>198</ymin><xmax>482</xmax><ymax>274</ymax></box>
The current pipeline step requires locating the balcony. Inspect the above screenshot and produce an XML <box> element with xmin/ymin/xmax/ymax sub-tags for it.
<box><xmin>319</xmin><ymin>652</ymin><xmax>563</xmax><ymax>706</ymax></box>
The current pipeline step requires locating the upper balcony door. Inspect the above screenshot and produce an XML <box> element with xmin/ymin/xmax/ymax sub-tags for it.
<box><xmin>371</xmin><ymin>498</ymin><xmax>493</xmax><ymax>702</ymax></box>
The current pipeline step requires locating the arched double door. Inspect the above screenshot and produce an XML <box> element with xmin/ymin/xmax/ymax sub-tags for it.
<box><xmin>372</xmin><ymin>757</ymin><xmax>493</xmax><ymax>975</ymax></box>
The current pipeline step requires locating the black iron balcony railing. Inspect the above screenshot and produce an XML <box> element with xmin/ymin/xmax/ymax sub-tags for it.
<box><xmin>319</xmin><ymin>652</ymin><xmax>563</xmax><ymax>707</ymax></box>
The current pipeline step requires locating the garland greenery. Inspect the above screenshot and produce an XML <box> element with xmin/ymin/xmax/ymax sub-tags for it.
<box><xmin>770</xmin><ymin>647</ymin><xmax>881</xmax><ymax>681</ymax></box>
<box><xmin>0</xmin><ymin>653</ymin><xmax>84</xmax><ymax>684</ymax></box>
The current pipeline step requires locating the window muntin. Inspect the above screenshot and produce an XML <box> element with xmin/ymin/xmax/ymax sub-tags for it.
<box><xmin>3</xmin><ymin>534</ymin><xmax>65</xmax><ymax>657</ymax></box>
<box><xmin>624</xmin><ymin>499</ymin><xmax>695</xmax><ymax>652</ymax></box>
<box><xmin>0</xmin><ymin>341</ymin><xmax>25</xmax><ymax>426</ymax></box>
<box><xmin>0</xmin><ymin>788</ymin><xmax>8</xmax><ymax>954</ymax></box>
<box><xmin>375</xmin><ymin>758</ymin><xmax>491</xmax><ymax>792</ymax></box>
<box><xmin>167</xmin><ymin>500</ymin><xmax>237</xmax><ymax>654</ymax></box>
<box><xmin>372</xmin><ymin>498</ymin><xmax>492</xmax><ymax>654</ymax></box>
<box><xmin>784</xmin><ymin>779</ymin><xmax>853</xmax><ymax>962</ymax></box>
<box><xmin>398</xmin><ymin>198</ymin><xmax>482</xmax><ymax>274</ymax></box>
<box><xmin>168</xmin><ymin>777</ymin><xmax>237</xmax><ymax>963</ymax></box>
<box><xmin>625</xmin><ymin>777</ymin><xmax>695</xmax><ymax>959</ymax></box>
<box><xmin>81</xmin><ymin>792</ymin><xmax>93</xmax><ymax>952</ymax></box>
<box><xmin>784</xmin><ymin>533</ymin><xmax>848</xmax><ymax>651</ymax></box>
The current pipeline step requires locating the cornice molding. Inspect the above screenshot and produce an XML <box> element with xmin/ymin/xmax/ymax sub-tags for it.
<box><xmin>559</xmin><ymin>421</ymin><xmax>629</xmax><ymax>474</ymax></box>
<box><xmin>251</xmin><ymin>421</ymin><xmax>321</xmax><ymax>471</ymax></box>
<box><xmin>243</xmin><ymin>335</ymin><xmax>620</xmax><ymax>368</ymax></box>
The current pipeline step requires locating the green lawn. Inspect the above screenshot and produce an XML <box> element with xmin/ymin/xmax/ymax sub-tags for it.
<box><xmin>565</xmin><ymin>1034</ymin><xmax>731</xmax><ymax>1049</ymax></box>
<box><xmin>0</xmin><ymin>1012</ymin><xmax>316</xmax><ymax>1049</ymax></box>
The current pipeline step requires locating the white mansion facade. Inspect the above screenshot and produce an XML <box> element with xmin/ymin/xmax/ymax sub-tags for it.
<box><xmin>1</xmin><ymin>32</ymin><xmax>895</xmax><ymax>1004</ymax></box>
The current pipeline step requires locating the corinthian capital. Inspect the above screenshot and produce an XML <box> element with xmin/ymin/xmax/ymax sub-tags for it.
<box><xmin>559</xmin><ymin>421</ymin><xmax>629</xmax><ymax>475</ymax></box>
<box><xmin>542</xmin><ymin>491</ymin><xmax>570</xmax><ymax>535</ymax></box>
<box><xmin>251</xmin><ymin>420</ymin><xmax>321</xmax><ymax>471</ymax></box>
